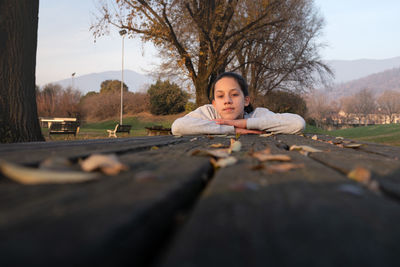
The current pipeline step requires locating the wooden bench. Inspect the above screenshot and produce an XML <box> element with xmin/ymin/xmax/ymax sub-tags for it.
<box><xmin>107</xmin><ymin>124</ymin><xmax>132</xmax><ymax>137</ymax></box>
<box><xmin>48</xmin><ymin>121</ymin><xmax>79</xmax><ymax>137</ymax></box>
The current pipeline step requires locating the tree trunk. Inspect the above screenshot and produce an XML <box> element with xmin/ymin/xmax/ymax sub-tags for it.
<box><xmin>0</xmin><ymin>0</ymin><xmax>44</xmax><ymax>143</ymax></box>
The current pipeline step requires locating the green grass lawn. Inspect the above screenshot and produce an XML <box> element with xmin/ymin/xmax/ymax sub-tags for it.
<box><xmin>42</xmin><ymin>114</ymin><xmax>400</xmax><ymax>146</ymax></box>
<box><xmin>43</xmin><ymin>113</ymin><xmax>181</xmax><ymax>141</ymax></box>
<box><xmin>305</xmin><ymin>123</ymin><xmax>400</xmax><ymax>146</ymax></box>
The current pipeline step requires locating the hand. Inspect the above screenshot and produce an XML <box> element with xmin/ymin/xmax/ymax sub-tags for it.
<box><xmin>213</xmin><ymin>119</ymin><xmax>247</xmax><ymax>129</ymax></box>
<box><xmin>235</xmin><ymin>128</ymin><xmax>264</xmax><ymax>135</ymax></box>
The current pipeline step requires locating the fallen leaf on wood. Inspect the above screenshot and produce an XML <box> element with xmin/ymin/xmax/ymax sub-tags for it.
<box><xmin>151</xmin><ymin>146</ymin><xmax>159</xmax><ymax>150</ymax></box>
<box><xmin>336</xmin><ymin>136</ymin><xmax>344</xmax><ymax>140</ymax></box>
<box><xmin>39</xmin><ymin>157</ymin><xmax>75</xmax><ymax>171</ymax></box>
<box><xmin>347</xmin><ymin>166</ymin><xmax>371</xmax><ymax>183</ymax></box>
<box><xmin>343</xmin><ymin>143</ymin><xmax>364</xmax><ymax>148</ymax></box>
<box><xmin>209</xmin><ymin>143</ymin><xmax>226</xmax><ymax>148</ymax></box>
<box><xmin>80</xmin><ymin>154</ymin><xmax>128</xmax><ymax>175</ymax></box>
<box><xmin>190</xmin><ymin>137</ymin><xmax>198</xmax><ymax>142</ymax></box>
<box><xmin>210</xmin><ymin>156</ymin><xmax>237</xmax><ymax>168</ymax></box>
<box><xmin>259</xmin><ymin>133</ymin><xmax>273</xmax><ymax>137</ymax></box>
<box><xmin>235</xmin><ymin>133</ymin><xmax>241</xmax><ymax>140</ymax></box>
<box><xmin>174</xmin><ymin>135</ymin><xmax>182</xmax><ymax>138</ymax></box>
<box><xmin>347</xmin><ymin>166</ymin><xmax>380</xmax><ymax>193</ymax></box>
<box><xmin>311</xmin><ymin>135</ymin><xmax>318</xmax><ymax>140</ymax></box>
<box><xmin>0</xmin><ymin>160</ymin><xmax>98</xmax><ymax>185</ymax></box>
<box><xmin>266</xmin><ymin>163</ymin><xmax>304</xmax><ymax>173</ymax></box>
<box><xmin>229</xmin><ymin>139</ymin><xmax>242</xmax><ymax>152</ymax></box>
<box><xmin>252</xmin><ymin>153</ymin><xmax>291</xmax><ymax>162</ymax></box>
<box><xmin>191</xmin><ymin>149</ymin><xmax>230</xmax><ymax>158</ymax></box>
<box><xmin>289</xmin><ymin>145</ymin><xmax>322</xmax><ymax>153</ymax></box>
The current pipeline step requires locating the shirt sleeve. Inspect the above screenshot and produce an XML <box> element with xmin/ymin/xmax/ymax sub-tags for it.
<box><xmin>171</xmin><ymin>105</ymin><xmax>235</xmax><ymax>135</ymax></box>
<box><xmin>246</xmin><ymin>108</ymin><xmax>305</xmax><ymax>134</ymax></box>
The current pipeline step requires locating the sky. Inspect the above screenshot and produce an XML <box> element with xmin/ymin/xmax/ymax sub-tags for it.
<box><xmin>36</xmin><ymin>0</ymin><xmax>400</xmax><ymax>86</ymax></box>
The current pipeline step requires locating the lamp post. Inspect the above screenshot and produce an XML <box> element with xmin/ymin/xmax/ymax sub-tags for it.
<box><xmin>71</xmin><ymin>72</ymin><xmax>76</xmax><ymax>89</ymax></box>
<box><xmin>119</xmin><ymin>29</ymin><xmax>127</xmax><ymax>125</ymax></box>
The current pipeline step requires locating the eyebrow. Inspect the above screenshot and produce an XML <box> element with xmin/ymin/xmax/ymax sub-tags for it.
<box><xmin>215</xmin><ymin>88</ymin><xmax>240</xmax><ymax>93</ymax></box>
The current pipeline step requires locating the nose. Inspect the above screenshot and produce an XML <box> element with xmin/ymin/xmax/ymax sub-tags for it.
<box><xmin>224</xmin><ymin>95</ymin><xmax>232</xmax><ymax>104</ymax></box>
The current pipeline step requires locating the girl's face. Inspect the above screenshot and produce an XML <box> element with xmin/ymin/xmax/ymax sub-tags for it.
<box><xmin>212</xmin><ymin>77</ymin><xmax>250</xmax><ymax>120</ymax></box>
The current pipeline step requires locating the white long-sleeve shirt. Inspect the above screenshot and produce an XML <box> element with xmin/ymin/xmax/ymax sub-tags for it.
<box><xmin>171</xmin><ymin>104</ymin><xmax>305</xmax><ymax>135</ymax></box>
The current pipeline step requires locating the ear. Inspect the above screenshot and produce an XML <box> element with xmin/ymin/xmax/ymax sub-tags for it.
<box><xmin>244</xmin><ymin>96</ymin><xmax>250</xmax><ymax>107</ymax></box>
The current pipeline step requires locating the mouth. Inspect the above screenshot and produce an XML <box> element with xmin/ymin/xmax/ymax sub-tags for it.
<box><xmin>223</xmin><ymin>107</ymin><xmax>234</xmax><ymax>112</ymax></box>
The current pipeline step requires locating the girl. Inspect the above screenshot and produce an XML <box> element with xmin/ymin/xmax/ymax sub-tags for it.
<box><xmin>171</xmin><ymin>72</ymin><xmax>305</xmax><ymax>135</ymax></box>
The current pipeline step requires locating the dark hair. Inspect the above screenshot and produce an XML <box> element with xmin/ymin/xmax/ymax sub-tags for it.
<box><xmin>209</xmin><ymin>72</ymin><xmax>254</xmax><ymax>113</ymax></box>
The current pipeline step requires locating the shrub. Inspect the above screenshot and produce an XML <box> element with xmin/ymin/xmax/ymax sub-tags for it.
<box><xmin>147</xmin><ymin>79</ymin><xmax>188</xmax><ymax>115</ymax></box>
<box><xmin>254</xmin><ymin>90</ymin><xmax>307</xmax><ymax>117</ymax></box>
<box><xmin>80</xmin><ymin>92</ymin><xmax>149</xmax><ymax>121</ymax></box>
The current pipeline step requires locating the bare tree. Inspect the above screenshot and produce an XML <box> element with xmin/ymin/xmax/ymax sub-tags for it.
<box><xmin>306</xmin><ymin>90</ymin><xmax>336</xmax><ymax>127</ymax></box>
<box><xmin>233</xmin><ymin>0</ymin><xmax>332</xmax><ymax>99</ymax></box>
<box><xmin>377</xmin><ymin>90</ymin><xmax>400</xmax><ymax>123</ymax></box>
<box><xmin>345</xmin><ymin>89</ymin><xmax>376</xmax><ymax>125</ymax></box>
<box><xmin>92</xmin><ymin>0</ymin><xmax>329</xmax><ymax>106</ymax></box>
<box><xmin>0</xmin><ymin>0</ymin><xmax>43</xmax><ymax>142</ymax></box>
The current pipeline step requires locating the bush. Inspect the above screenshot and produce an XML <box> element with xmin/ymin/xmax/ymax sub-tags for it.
<box><xmin>254</xmin><ymin>90</ymin><xmax>307</xmax><ymax>117</ymax></box>
<box><xmin>147</xmin><ymin>79</ymin><xmax>188</xmax><ymax>115</ymax></box>
<box><xmin>80</xmin><ymin>92</ymin><xmax>149</xmax><ymax>121</ymax></box>
<box><xmin>185</xmin><ymin>101</ymin><xmax>197</xmax><ymax>112</ymax></box>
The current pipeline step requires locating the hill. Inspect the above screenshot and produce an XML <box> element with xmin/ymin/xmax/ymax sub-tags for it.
<box><xmin>325</xmin><ymin>56</ymin><xmax>400</xmax><ymax>83</ymax></box>
<box><xmin>51</xmin><ymin>70</ymin><xmax>154</xmax><ymax>94</ymax></box>
<box><xmin>326</xmin><ymin>67</ymin><xmax>400</xmax><ymax>98</ymax></box>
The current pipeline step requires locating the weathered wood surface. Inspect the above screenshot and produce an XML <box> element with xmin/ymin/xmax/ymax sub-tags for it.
<box><xmin>1</xmin><ymin>134</ymin><xmax>400</xmax><ymax>266</ymax></box>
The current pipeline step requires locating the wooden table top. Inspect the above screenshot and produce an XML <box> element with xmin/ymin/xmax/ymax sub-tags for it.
<box><xmin>1</xmin><ymin>134</ymin><xmax>400</xmax><ymax>267</ymax></box>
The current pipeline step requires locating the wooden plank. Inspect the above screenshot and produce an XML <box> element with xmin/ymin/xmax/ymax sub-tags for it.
<box><xmin>0</xmin><ymin>136</ymin><xmax>191</xmax><ymax>164</ymax></box>
<box><xmin>158</xmin><ymin>135</ymin><xmax>400</xmax><ymax>267</ymax></box>
<box><xmin>306</xmin><ymin>134</ymin><xmax>400</xmax><ymax>160</ymax></box>
<box><xmin>0</xmin><ymin>143</ymin><xmax>213</xmax><ymax>266</ymax></box>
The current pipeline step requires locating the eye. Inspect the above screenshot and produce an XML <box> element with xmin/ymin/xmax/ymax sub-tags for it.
<box><xmin>231</xmin><ymin>93</ymin><xmax>239</xmax><ymax>97</ymax></box>
<box><xmin>216</xmin><ymin>95</ymin><xmax>223</xmax><ymax>98</ymax></box>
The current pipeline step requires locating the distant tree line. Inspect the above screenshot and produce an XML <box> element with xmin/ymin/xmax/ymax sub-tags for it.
<box><xmin>306</xmin><ymin>89</ymin><xmax>400</xmax><ymax>127</ymax></box>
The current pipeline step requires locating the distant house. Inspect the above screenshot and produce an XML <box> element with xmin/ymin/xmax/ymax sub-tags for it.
<box><xmin>330</xmin><ymin>111</ymin><xmax>400</xmax><ymax>126</ymax></box>
<box><xmin>39</xmin><ymin>117</ymin><xmax>78</xmax><ymax>128</ymax></box>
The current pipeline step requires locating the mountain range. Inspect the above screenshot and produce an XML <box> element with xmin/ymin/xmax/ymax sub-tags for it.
<box><xmin>53</xmin><ymin>70</ymin><xmax>154</xmax><ymax>95</ymax></box>
<box><xmin>47</xmin><ymin>56</ymin><xmax>400</xmax><ymax>96</ymax></box>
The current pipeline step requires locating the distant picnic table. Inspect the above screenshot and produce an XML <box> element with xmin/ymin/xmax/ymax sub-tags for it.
<box><xmin>1</xmin><ymin>134</ymin><xmax>400</xmax><ymax>266</ymax></box>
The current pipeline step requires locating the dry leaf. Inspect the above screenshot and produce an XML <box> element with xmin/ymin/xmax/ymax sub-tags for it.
<box><xmin>229</xmin><ymin>139</ymin><xmax>242</xmax><ymax>152</ymax></box>
<box><xmin>0</xmin><ymin>160</ymin><xmax>98</xmax><ymax>185</ymax></box>
<box><xmin>190</xmin><ymin>137</ymin><xmax>198</xmax><ymax>142</ymax></box>
<box><xmin>259</xmin><ymin>133</ymin><xmax>273</xmax><ymax>137</ymax></box>
<box><xmin>347</xmin><ymin>166</ymin><xmax>371</xmax><ymax>184</ymax></box>
<box><xmin>235</xmin><ymin>133</ymin><xmax>241</xmax><ymax>140</ymax></box>
<box><xmin>80</xmin><ymin>154</ymin><xmax>128</xmax><ymax>175</ymax></box>
<box><xmin>209</xmin><ymin>143</ymin><xmax>226</xmax><ymax>148</ymax></box>
<box><xmin>191</xmin><ymin>149</ymin><xmax>230</xmax><ymax>158</ymax></box>
<box><xmin>347</xmin><ymin>166</ymin><xmax>380</xmax><ymax>193</ymax></box>
<box><xmin>266</xmin><ymin>163</ymin><xmax>304</xmax><ymax>173</ymax></box>
<box><xmin>311</xmin><ymin>135</ymin><xmax>318</xmax><ymax>140</ymax></box>
<box><xmin>39</xmin><ymin>157</ymin><xmax>75</xmax><ymax>171</ymax></box>
<box><xmin>336</xmin><ymin>136</ymin><xmax>344</xmax><ymax>140</ymax></box>
<box><xmin>210</xmin><ymin>156</ymin><xmax>237</xmax><ymax>168</ymax></box>
<box><xmin>252</xmin><ymin>152</ymin><xmax>291</xmax><ymax>162</ymax></box>
<box><xmin>289</xmin><ymin>145</ymin><xmax>322</xmax><ymax>153</ymax></box>
<box><xmin>343</xmin><ymin>143</ymin><xmax>364</xmax><ymax>148</ymax></box>
<box><xmin>151</xmin><ymin>146</ymin><xmax>159</xmax><ymax>150</ymax></box>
